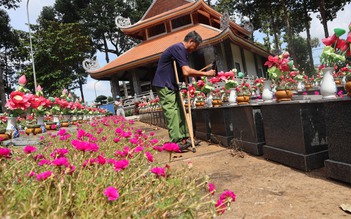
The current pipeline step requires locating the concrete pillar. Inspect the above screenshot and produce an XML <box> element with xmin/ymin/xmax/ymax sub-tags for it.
<box><xmin>122</xmin><ymin>81</ymin><xmax>128</xmax><ymax>98</ymax></box>
<box><xmin>131</xmin><ymin>70</ymin><xmax>142</xmax><ymax>95</ymax></box>
<box><xmin>110</xmin><ymin>75</ymin><xmax>121</xmax><ymax>98</ymax></box>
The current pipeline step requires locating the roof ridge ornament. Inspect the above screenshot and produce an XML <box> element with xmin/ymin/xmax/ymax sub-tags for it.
<box><xmin>220</xmin><ymin>11</ymin><xmax>230</xmax><ymax>30</ymax></box>
<box><xmin>115</xmin><ymin>15</ymin><xmax>131</xmax><ymax>28</ymax></box>
<box><xmin>241</xmin><ymin>16</ymin><xmax>254</xmax><ymax>33</ymax></box>
<box><xmin>83</xmin><ymin>56</ymin><xmax>100</xmax><ymax>72</ymax></box>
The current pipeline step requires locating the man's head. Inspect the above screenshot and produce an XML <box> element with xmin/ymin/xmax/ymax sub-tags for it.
<box><xmin>183</xmin><ymin>31</ymin><xmax>202</xmax><ymax>53</ymax></box>
<box><xmin>116</xmin><ymin>95</ymin><xmax>120</xmax><ymax>100</ymax></box>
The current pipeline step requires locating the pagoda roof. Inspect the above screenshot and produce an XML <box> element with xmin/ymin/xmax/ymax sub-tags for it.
<box><xmin>121</xmin><ymin>0</ymin><xmax>251</xmax><ymax>39</ymax></box>
<box><xmin>89</xmin><ymin>24</ymin><xmax>269</xmax><ymax>79</ymax></box>
<box><xmin>141</xmin><ymin>0</ymin><xmax>194</xmax><ymax>20</ymax></box>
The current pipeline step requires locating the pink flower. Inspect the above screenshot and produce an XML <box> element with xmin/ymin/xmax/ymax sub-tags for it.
<box><xmin>150</xmin><ymin>138</ymin><xmax>159</xmax><ymax>144</ymax></box>
<box><xmin>104</xmin><ymin>186</ymin><xmax>119</xmax><ymax>201</ymax></box>
<box><xmin>314</xmin><ymin>91</ymin><xmax>320</xmax><ymax>95</ymax></box>
<box><xmin>215</xmin><ymin>199</ymin><xmax>227</xmax><ymax>215</ymax></box>
<box><xmin>219</xmin><ymin>190</ymin><xmax>236</xmax><ymax>202</ymax></box>
<box><xmin>114</xmin><ymin>159</ymin><xmax>130</xmax><ymax>172</ymax></box>
<box><xmin>151</xmin><ymin>166</ymin><xmax>166</xmax><ymax>178</ymax></box>
<box><xmin>58</xmin><ymin>129</ymin><xmax>67</xmax><ymax>136</ymax></box>
<box><xmin>0</xmin><ymin>148</ymin><xmax>11</xmax><ymax>158</ymax></box>
<box><xmin>145</xmin><ymin>151</ymin><xmax>154</xmax><ymax>162</ymax></box>
<box><xmin>97</xmin><ymin>154</ymin><xmax>106</xmax><ymax>165</ymax></box>
<box><xmin>302</xmin><ymin>92</ymin><xmax>307</xmax><ymax>95</ymax></box>
<box><xmin>28</xmin><ymin>171</ymin><xmax>36</xmax><ymax>177</ymax></box>
<box><xmin>65</xmin><ymin>165</ymin><xmax>76</xmax><ymax>175</ymax></box>
<box><xmin>50</xmin><ymin>148</ymin><xmax>69</xmax><ymax>158</ymax></box>
<box><xmin>77</xmin><ymin>129</ymin><xmax>86</xmax><ymax>139</ymax></box>
<box><xmin>23</xmin><ymin>145</ymin><xmax>37</xmax><ymax>154</ymax></box>
<box><xmin>34</xmin><ymin>154</ymin><xmax>45</xmax><ymax>161</ymax></box>
<box><xmin>133</xmin><ymin>146</ymin><xmax>144</xmax><ymax>153</ymax></box>
<box><xmin>114</xmin><ymin>146</ymin><xmax>132</xmax><ymax>158</ymax></box>
<box><xmin>153</xmin><ymin>146</ymin><xmax>163</xmax><ymax>152</ymax></box>
<box><xmin>18</xmin><ymin>75</ymin><xmax>27</xmax><ymax>86</ymax></box>
<box><xmin>51</xmin><ymin>157</ymin><xmax>70</xmax><ymax>167</ymax></box>
<box><xmin>113</xmin><ymin>137</ymin><xmax>121</xmax><ymax>143</ymax></box>
<box><xmin>36</xmin><ymin>171</ymin><xmax>52</xmax><ymax>181</ymax></box>
<box><xmin>71</xmin><ymin>139</ymin><xmax>99</xmax><ymax>152</ymax></box>
<box><xmin>208</xmin><ymin>183</ymin><xmax>216</xmax><ymax>195</ymax></box>
<box><xmin>162</xmin><ymin>142</ymin><xmax>180</xmax><ymax>153</ymax></box>
<box><xmin>38</xmin><ymin>159</ymin><xmax>51</xmax><ymax>166</ymax></box>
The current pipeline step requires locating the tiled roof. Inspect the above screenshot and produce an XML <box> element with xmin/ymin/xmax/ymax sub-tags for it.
<box><xmin>141</xmin><ymin>0</ymin><xmax>193</xmax><ymax>20</ymax></box>
<box><xmin>89</xmin><ymin>24</ymin><xmax>221</xmax><ymax>77</ymax></box>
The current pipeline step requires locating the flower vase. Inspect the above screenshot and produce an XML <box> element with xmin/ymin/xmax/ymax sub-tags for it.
<box><xmin>275</xmin><ymin>88</ymin><xmax>293</xmax><ymax>102</ymax></box>
<box><xmin>297</xmin><ymin>81</ymin><xmax>304</xmax><ymax>92</ymax></box>
<box><xmin>262</xmin><ymin>80</ymin><xmax>273</xmax><ymax>102</ymax></box>
<box><xmin>61</xmin><ymin>114</ymin><xmax>71</xmax><ymax>127</ymax></box>
<box><xmin>207</xmin><ymin>93</ymin><xmax>213</xmax><ymax>107</ymax></box>
<box><xmin>5</xmin><ymin>117</ymin><xmax>19</xmax><ymax>138</ymax></box>
<box><xmin>342</xmin><ymin>76</ymin><xmax>347</xmax><ymax>86</ymax></box>
<box><xmin>320</xmin><ymin>67</ymin><xmax>337</xmax><ymax>99</ymax></box>
<box><xmin>236</xmin><ymin>94</ymin><xmax>251</xmax><ymax>105</ymax></box>
<box><xmin>256</xmin><ymin>88</ymin><xmax>261</xmax><ymax>96</ymax></box>
<box><xmin>36</xmin><ymin>116</ymin><xmax>46</xmax><ymax>133</ymax></box>
<box><xmin>53</xmin><ymin>115</ymin><xmax>61</xmax><ymax>128</ymax></box>
<box><xmin>228</xmin><ymin>88</ymin><xmax>237</xmax><ymax>105</ymax></box>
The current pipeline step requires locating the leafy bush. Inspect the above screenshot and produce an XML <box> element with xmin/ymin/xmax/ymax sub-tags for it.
<box><xmin>0</xmin><ymin>116</ymin><xmax>235</xmax><ymax>217</ymax></box>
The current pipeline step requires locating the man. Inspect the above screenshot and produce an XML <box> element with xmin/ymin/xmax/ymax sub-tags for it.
<box><xmin>115</xmin><ymin>96</ymin><xmax>125</xmax><ymax>118</ymax></box>
<box><xmin>152</xmin><ymin>31</ymin><xmax>215</xmax><ymax>150</ymax></box>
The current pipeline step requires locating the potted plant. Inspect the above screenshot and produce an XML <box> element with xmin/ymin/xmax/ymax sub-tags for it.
<box><xmin>319</xmin><ymin>25</ymin><xmax>351</xmax><ymax>98</ymax></box>
<box><xmin>235</xmin><ymin>81</ymin><xmax>251</xmax><ymax>105</ymax></box>
<box><xmin>264</xmin><ymin>52</ymin><xmax>296</xmax><ymax>102</ymax></box>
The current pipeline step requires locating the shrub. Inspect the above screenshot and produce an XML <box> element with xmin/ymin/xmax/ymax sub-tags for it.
<box><xmin>0</xmin><ymin>116</ymin><xmax>235</xmax><ymax>217</ymax></box>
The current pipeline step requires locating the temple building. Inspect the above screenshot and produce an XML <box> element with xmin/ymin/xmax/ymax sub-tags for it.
<box><xmin>84</xmin><ymin>0</ymin><xmax>270</xmax><ymax>99</ymax></box>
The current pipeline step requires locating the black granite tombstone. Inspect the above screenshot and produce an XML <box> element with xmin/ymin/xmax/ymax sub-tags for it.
<box><xmin>208</xmin><ymin>106</ymin><xmax>233</xmax><ymax>147</ymax></box>
<box><xmin>261</xmin><ymin>101</ymin><xmax>328</xmax><ymax>171</ymax></box>
<box><xmin>192</xmin><ymin>108</ymin><xmax>211</xmax><ymax>140</ymax></box>
<box><xmin>323</xmin><ymin>99</ymin><xmax>351</xmax><ymax>184</ymax></box>
<box><xmin>230</xmin><ymin>104</ymin><xmax>265</xmax><ymax>155</ymax></box>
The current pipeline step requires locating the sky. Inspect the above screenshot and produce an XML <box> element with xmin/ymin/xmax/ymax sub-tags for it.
<box><xmin>3</xmin><ymin>1</ymin><xmax>351</xmax><ymax>104</ymax></box>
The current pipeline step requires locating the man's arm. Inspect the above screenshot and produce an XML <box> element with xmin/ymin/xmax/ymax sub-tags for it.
<box><xmin>181</xmin><ymin>66</ymin><xmax>216</xmax><ymax>77</ymax></box>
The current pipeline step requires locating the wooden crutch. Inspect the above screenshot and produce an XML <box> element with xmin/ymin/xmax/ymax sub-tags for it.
<box><xmin>173</xmin><ymin>60</ymin><xmax>196</xmax><ymax>153</ymax></box>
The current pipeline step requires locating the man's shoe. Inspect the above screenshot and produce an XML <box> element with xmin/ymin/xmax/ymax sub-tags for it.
<box><xmin>186</xmin><ymin>138</ymin><xmax>201</xmax><ymax>146</ymax></box>
<box><xmin>178</xmin><ymin>141</ymin><xmax>191</xmax><ymax>151</ymax></box>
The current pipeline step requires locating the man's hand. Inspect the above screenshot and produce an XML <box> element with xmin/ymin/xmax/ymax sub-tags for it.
<box><xmin>206</xmin><ymin>69</ymin><xmax>216</xmax><ymax>77</ymax></box>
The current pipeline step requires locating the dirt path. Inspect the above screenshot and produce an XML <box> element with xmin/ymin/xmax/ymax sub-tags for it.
<box><xmin>136</xmin><ymin>121</ymin><xmax>351</xmax><ymax>219</ymax></box>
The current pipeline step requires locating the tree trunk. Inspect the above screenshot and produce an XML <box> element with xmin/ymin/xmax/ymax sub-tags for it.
<box><xmin>304</xmin><ymin>0</ymin><xmax>315</xmax><ymax>73</ymax></box>
<box><xmin>103</xmin><ymin>35</ymin><xmax>110</xmax><ymax>63</ymax></box>
<box><xmin>319</xmin><ymin>0</ymin><xmax>329</xmax><ymax>38</ymax></box>
<box><xmin>0</xmin><ymin>67</ymin><xmax>6</xmax><ymax>113</ymax></box>
<box><xmin>282</xmin><ymin>0</ymin><xmax>297</xmax><ymax>65</ymax></box>
<box><xmin>270</xmin><ymin>14</ymin><xmax>281</xmax><ymax>55</ymax></box>
<box><xmin>78</xmin><ymin>79</ymin><xmax>85</xmax><ymax>103</ymax></box>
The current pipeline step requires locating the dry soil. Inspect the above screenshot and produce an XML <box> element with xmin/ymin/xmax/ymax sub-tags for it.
<box><xmin>135</xmin><ymin>120</ymin><xmax>351</xmax><ymax>219</ymax></box>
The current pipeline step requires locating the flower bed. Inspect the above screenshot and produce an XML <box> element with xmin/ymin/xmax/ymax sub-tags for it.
<box><xmin>0</xmin><ymin>116</ymin><xmax>235</xmax><ymax>217</ymax></box>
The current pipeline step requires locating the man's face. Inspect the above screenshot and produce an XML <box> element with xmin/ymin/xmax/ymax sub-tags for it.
<box><xmin>187</xmin><ymin>40</ymin><xmax>199</xmax><ymax>53</ymax></box>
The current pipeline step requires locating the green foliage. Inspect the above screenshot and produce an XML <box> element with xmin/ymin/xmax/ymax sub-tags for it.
<box><xmin>95</xmin><ymin>95</ymin><xmax>107</xmax><ymax>102</ymax></box>
<box><xmin>23</xmin><ymin>20</ymin><xmax>92</xmax><ymax>96</ymax></box>
<box><xmin>125</xmin><ymin>109</ymin><xmax>133</xmax><ymax>117</ymax></box>
<box><xmin>107</xmin><ymin>96</ymin><xmax>114</xmax><ymax>102</ymax></box>
<box><xmin>291</xmin><ymin>35</ymin><xmax>320</xmax><ymax>75</ymax></box>
<box><xmin>0</xmin><ymin>0</ymin><xmax>20</xmax><ymax>9</ymax></box>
